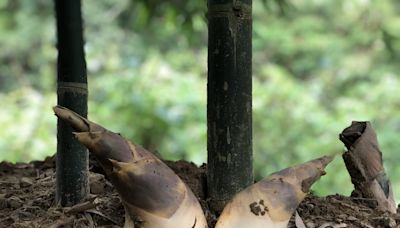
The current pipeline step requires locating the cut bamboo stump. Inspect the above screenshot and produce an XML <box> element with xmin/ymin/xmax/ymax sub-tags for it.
<box><xmin>339</xmin><ymin>121</ymin><xmax>397</xmax><ymax>213</ymax></box>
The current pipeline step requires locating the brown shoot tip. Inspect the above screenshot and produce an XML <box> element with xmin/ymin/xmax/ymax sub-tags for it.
<box><xmin>53</xmin><ymin>105</ymin><xmax>90</xmax><ymax>132</ymax></box>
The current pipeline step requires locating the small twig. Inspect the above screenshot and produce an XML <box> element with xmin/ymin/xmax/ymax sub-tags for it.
<box><xmin>295</xmin><ymin>211</ymin><xmax>306</xmax><ymax>228</ymax></box>
<box><xmin>65</xmin><ymin>198</ymin><xmax>97</xmax><ymax>214</ymax></box>
<box><xmin>351</xmin><ymin>197</ymin><xmax>377</xmax><ymax>202</ymax></box>
<box><xmin>86</xmin><ymin>209</ymin><xmax>119</xmax><ymax>225</ymax></box>
<box><xmin>84</xmin><ymin>212</ymin><xmax>95</xmax><ymax>228</ymax></box>
<box><xmin>48</xmin><ymin>216</ymin><xmax>75</xmax><ymax>228</ymax></box>
<box><xmin>330</xmin><ymin>198</ymin><xmax>371</xmax><ymax>212</ymax></box>
<box><xmin>35</xmin><ymin>175</ymin><xmax>53</xmax><ymax>183</ymax></box>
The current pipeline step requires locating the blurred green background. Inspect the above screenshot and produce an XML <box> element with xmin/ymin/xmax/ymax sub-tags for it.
<box><xmin>1</xmin><ymin>0</ymin><xmax>400</xmax><ymax>199</ymax></box>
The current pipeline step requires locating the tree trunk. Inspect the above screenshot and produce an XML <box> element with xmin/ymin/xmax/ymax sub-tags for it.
<box><xmin>207</xmin><ymin>0</ymin><xmax>253</xmax><ymax>213</ymax></box>
<box><xmin>54</xmin><ymin>0</ymin><xmax>88</xmax><ymax>206</ymax></box>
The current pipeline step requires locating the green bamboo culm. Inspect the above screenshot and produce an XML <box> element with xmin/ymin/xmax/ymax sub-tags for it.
<box><xmin>54</xmin><ymin>0</ymin><xmax>89</xmax><ymax>206</ymax></box>
<box><xmin>207</xmin><ymin>0</ymin><xmax>253</xmax><ymax>213</ymax></box>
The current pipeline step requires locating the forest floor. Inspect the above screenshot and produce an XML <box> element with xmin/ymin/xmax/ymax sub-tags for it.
<box><xmin>1</xmin><ymin>156</ymin><xmax>399</xmax><ymax>228</ymax></box>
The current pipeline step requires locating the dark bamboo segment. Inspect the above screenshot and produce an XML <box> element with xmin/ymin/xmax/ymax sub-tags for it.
<box><xmin>54</xmin><ymin>0</ymin><xmax>88</xmax><ymax>206</ymax></box>
<box><xmin>207</xmin><ymin>0</ymin><xmax>253</xmax><ymax>212</ymax></box>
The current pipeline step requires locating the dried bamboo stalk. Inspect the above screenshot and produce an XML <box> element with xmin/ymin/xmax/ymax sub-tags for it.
<box><xmin>340</xmin><ymin>121</ymin><xmax>396</xmax><ymax>213</ymax></box>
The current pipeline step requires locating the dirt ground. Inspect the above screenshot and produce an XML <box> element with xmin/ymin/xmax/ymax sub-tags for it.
<box><xmin>1</xmin><ymin>156</ymin><xmax>399</xmax><ymax>228</ymax></box>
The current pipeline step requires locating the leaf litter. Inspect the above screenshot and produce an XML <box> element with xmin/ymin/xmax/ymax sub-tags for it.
<box><xmin>0</xmin><ymin>155</ymin><xmax>399</xmax><ymax>228</ymax></box>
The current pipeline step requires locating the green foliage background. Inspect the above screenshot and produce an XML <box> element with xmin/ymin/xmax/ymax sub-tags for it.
<box><xmin>2</xmin><ymin>0</ymin><xmax>400</xmax><ymax>199</ymax></box>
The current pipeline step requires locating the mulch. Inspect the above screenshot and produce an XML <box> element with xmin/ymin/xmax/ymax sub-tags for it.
<box><xmin>1</xmin><ymin>156</ymin><xmax>399</xmax><ymax>228</ymax></box>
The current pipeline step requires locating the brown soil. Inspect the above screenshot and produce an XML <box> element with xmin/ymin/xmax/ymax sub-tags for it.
<box><xmin>1</xmin><ymin>156</ymin><xmax>399</xmax><ymax>228</ymax></box>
